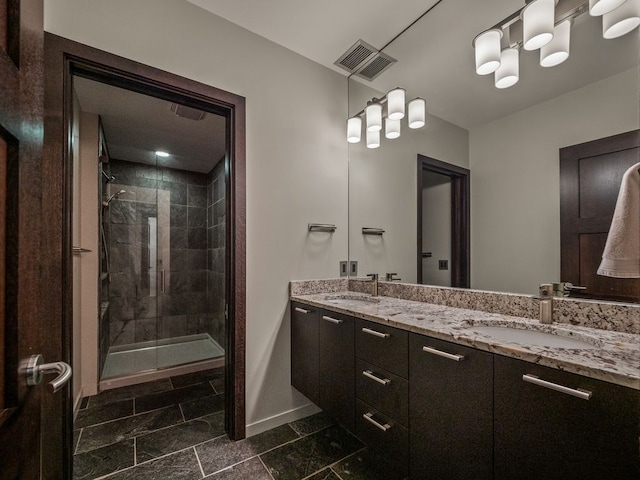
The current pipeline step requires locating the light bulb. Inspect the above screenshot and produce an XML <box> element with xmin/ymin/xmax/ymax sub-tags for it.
<box><xmin>408</xmin><ymin>98</ymin><xmax>426</xmax><ymax>129</ymax></box>
<box><xmin>540</xmin><ymin>20</ymin><xmax>571</xmax><ymax>67</ymax></box>
<box><xmin>522</xmin><ymin>0</ymin><xmax>556</xmax><ymax>51</ymax></box>
<box><xmin>473</xmin><ymin>29</ymin><xmax>503</xmax><ymax>75</ymax></box>
<box><xmin>387</xmin><ymin>88</ymin><xmax>406</xmax><ymax>120</ymax></box>
<box><xmin>347</xmin><ymin>117</ymin><xmax>362</xmax><ymax>143</ymax></box>
<box><xmin>495</xmin><ymin>48</ymin><xmax>519</xmax><ymax>89</ymax></box>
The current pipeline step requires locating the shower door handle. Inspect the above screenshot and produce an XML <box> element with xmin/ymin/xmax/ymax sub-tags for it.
<box><xmin>161</xmin><ymin>269</ymin><xmax>166</xmax><ymax>293</ymax></box>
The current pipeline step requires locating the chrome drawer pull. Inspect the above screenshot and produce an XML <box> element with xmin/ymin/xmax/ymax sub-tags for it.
<box><xmin>362</xmin><ymin>370</ymin><xmax>391</xmax><ymax>385</ymax></box>
<box><xmin>294</xmin><ymin>307</ymin><xmax>310</xmax><ymax>314</ymax></box>
<box><xmin>522</xmin><ymin>374</ymin><xmax>592</xmax><ymax>400</ymax></box>
<box><xmin>422</xmin><ymin>346</ymin><xmax>464</xmax><ymax>362</ymax></box>
<box><xmin>322</xmin><ymin>315</ymin><xmax>343</xmax><ymax>324</ymax></box>
<box><xmin>362</xmin><ymin>327</ymin><xmax>390</xmax><ymax>338</ymax></box>
<box><xmin>363</xmin><ymin>412</ymin><xmax>391</xmax><ymax>432</ymax></box>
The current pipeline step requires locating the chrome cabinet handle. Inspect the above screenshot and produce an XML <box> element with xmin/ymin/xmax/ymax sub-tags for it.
<box><xmin>20</xmin><ymin>354</ymin><xmax>72</xmax><ymax>393</ymax></box>
<box><xmin>362</xmin><ymin>370</ymin><xmax>391</xmax><ymax>385</ymax></box>
<box><xmin>294</xmin><ymin>307</ymin><xmax>310</xmax><ymax>314</ymax></box>
<box><xmin>422</xmin><ymin>345</ymin><xmax>465</xmax><ymax>362</ymax></box>
<box><xmin>322</xmin><ymin>315</ymin><xmax>343</xmax><ymax>324</ymax></box>
<box><xmin>523</xmin><ymin>374</ymin><xmax>592</xmax><ymax>400</ymax></box>
<box><xmin>161</xmin><ymin>269</ymin><xmax>166</xmax><ymax>293</ymax></box>
<box><xmin>362</xmin><ymin>412</ymin><xmax>391</xmax><ymax>432</ymax></box>
<box><xmin>362</xmin><ymin>327</ymin><xmax>390</xmax><ymax>338</ymax></box>
<box><xmin>72</xmin><ymin>246</ymin><xmax>92</xmax><ymax>255</ymax></box>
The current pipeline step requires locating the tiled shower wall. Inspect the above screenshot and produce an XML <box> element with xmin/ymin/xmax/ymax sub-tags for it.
<box><xmin>106</xmin><ymin>159</ymin><xmax>223</xmax><ymax>352</ymax></box>
<box><xmin>207</xmin><ymin>159</ymin><xmax>226</xmax><ymax>349</ymax></box>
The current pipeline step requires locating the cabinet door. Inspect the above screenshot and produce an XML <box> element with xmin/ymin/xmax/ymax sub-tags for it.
<box><xmin>291</xmin><ymin>302</ymin><xmax>319</xmax><ymax>404</ymax></box>
<box><xmin>319</xmin><ymin>310</ymin><xmax>355</xmax><ymax>431</ymax></box>
<box><xmin>409</xmin><ymin>334</ymin><xmax>493</xmax><ymax>480</ymax></box>
<box><xmin>494</xmin><ymin>355</ymin><xmax>639</xmax><ymax>480</ymax></box>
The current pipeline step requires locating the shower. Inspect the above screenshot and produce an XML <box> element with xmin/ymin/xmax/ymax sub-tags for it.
<box><xmin>102</xmin><ymin>189</ymin><xmax>126</xmax><ymax>207</ymax></box>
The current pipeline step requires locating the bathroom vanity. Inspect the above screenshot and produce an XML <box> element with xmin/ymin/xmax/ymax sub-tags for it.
<box><xmin>290</xmin><ymin>281</ymin><xmax>640</xmax><ymax>480</ymax></box>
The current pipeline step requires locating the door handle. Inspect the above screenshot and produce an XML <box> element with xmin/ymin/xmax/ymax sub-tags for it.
<box><xmin>20</xmin><ymin>354</ymin><xmax>72</xmax><ymax>393</ymax></box>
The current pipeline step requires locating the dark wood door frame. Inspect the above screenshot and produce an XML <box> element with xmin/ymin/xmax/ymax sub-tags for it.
<box><xmin>417</xmin><ymin>155</ymin><xmax>470</xmax><ymax>288</ymax></box>
<box><xmin>43</xmin><ymin>34</ymin><xmax>246</xmax><ymax>446</ymax></box>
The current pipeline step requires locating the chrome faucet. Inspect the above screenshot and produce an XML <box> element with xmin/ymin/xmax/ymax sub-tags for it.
<box><xmin>538</xmin><ymin>283</ymin><xmax>553</xmax><ymax>324</ymax></box>
<box><xmin>367</xmin><ymin>273</ymin><xmax>379</xmax><ymax>297</ymax></box>
<box><xmin>385</xmin><ymin>273</ymin><xmax>401</xmax><ymax>282</ymax></box>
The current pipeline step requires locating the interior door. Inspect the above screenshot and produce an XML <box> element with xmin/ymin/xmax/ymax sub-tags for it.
<box><xmin>560</xmin><ymin>130</ymin><xmax>640</xmax><ymax>303</ymax></box>
<box><xmin>0</xmin><ymin>1</ymin><xmax>69</xmax><ymax>479</ymax></box>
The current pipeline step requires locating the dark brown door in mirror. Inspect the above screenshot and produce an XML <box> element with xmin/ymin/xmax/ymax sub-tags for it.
<box><xmin>560</xmin><ymin>130</ymin><xmax>640</xmax><ymax>303</ymax></box>
<box><xmin>0</xmin><ymin>0</ymin><xmax>68</xmax><ymax>479</ymax></box>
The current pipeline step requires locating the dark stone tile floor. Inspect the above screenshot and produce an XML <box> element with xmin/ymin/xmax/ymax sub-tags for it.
<box><xmin>73</xmin><ymin>368</ymin><xmax>404</xmax><ymax>480</ymax></box>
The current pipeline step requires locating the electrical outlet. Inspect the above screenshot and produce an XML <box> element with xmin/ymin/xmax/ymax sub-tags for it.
<box><xmin>349</xmin><ymin>260</ymin><xmax>358</xmax><ymax>277</ymax></box>
<box><xmin>339</xmin><ymin>261</ymin><xmax>348</xmax><ymax>277</ymax></box>
<box><xmin>439</xmin><ymin>260</ymin><xmax>448</xmax><ymax>270</ymax></box>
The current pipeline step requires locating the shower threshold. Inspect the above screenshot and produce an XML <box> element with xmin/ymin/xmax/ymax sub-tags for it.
<box><xmin>100</xmin><ymin>333</ymin><xmax>224</xmax><ymax>390</ymax></box>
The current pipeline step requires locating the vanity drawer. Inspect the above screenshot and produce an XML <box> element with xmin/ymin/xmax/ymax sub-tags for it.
<box><xmin>356</xmin><ymin>399</ymin><xmax>409</xmax><ymax>477</ymax></box>
<box><xmin>356</xmin><ymin>319</ymin><xmax>408</xmax><ymax>378</ymax></box>
<box><xmin>356</xmin><ymin>359</ymin><xmax>408</xmax><ymax>427</ymax></box>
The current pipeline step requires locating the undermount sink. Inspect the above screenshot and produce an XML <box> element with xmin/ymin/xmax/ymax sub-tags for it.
<box><xmin>323</xmin><ymin>294</ymin><xmax>381</xmax><ymax>304</ymax></box>
<box><xmin>465</xmin><ymin>325</ymin><xmax>600</xmax><ymax>349</ymax></box>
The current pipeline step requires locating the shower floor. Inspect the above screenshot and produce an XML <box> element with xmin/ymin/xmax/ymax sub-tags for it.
<box><xmin>102</xmin><ymin>334</ymin><xmax>224</xmax><ymax>380</ymax></box>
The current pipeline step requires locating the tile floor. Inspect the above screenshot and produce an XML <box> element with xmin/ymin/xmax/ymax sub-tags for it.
<box><xmin>73</xmin><ymin>368</ymin><xmax>405</xmax><ymax>480</ymax></box>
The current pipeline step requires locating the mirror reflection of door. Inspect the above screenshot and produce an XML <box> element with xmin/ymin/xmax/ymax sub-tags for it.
<box><xmin>422</xmin><ymin>171</ymin><xmax>452</xmax><ymax>286</ymax></box>
<box><xmin>417</xmin><ymin>155</ymin><xmax>470</xmax><ymax>288</ymax></box>
<box><xmin>560</xmin><ymin>129</ymin><xmax>640</xmax><ymax>303</ymax></box>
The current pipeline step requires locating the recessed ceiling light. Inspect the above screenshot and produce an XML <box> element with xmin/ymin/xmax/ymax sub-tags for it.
<box><xmin>155</xmin><ymin>151</ymin><xmax>170</xmax><ymax>157</ymax></box>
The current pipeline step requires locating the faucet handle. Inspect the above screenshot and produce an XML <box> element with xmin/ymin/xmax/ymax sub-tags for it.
<box><xmin>385</xmin><ymin>273</ymin><xmax>401</xmax><ymax>281</ymax></box>
<box><xmin>539</xmin><ymin>283</ymin><xmax>553</xmax><ymax>297</ymax></box>
<box><xmin>367</xmin><ymin>273</ymin><xmax>378</xmax><ymax>280</ymax></box>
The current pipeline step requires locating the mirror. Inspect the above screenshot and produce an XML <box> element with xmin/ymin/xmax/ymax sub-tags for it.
<box><xmin>348</xmin><ymin>0</ymin><xmax>639</xmax><ymax>300</ymax></box>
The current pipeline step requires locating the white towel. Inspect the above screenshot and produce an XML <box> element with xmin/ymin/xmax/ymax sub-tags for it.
<box><xmin>597</xmin><ymin>162</ymin><xmax>640</xmax><ymax>278</ymax></box>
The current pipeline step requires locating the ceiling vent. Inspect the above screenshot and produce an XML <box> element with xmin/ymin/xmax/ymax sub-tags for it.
<box><xmin>334</xmin><ymin>39</ymin><xmax>397</xmax><ymax>81</ymax></box>
<box><xmin>170</xmin><ymin>103</ymin><xmax>206</xmax><ymax>121</ymax></box>
<box><xmin>334</xmin><ymin>39</ymin><xmax>377</xmax><ymax>74</ymax></box>
<box><xmin>354</xmin><ymin>52</ymin><xmax>397</xmax><ymax>81</ymax></box>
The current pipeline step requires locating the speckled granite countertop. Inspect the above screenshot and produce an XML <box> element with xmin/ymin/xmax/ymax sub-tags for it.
<box><xmin>291</xmin><ymin>291</ymin><xmax>640</xmax><ymax>390</ymax></box>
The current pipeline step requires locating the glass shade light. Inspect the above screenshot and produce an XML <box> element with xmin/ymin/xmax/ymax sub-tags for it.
<box><xmin>522</xmin><ymin>0</ymin><xmax>556</xmax><ymax>50</ymax></box>
<box><xmin>473</xmin><ymin>29</ymin><xmax>503</xmax><ymax>75</ymax></box>
<box><xmin>603</xmin><ymin>0</ymin><xmax>640</xmax><ymax>38</ymax></box>
<box><xmin>408</xmin><ymin>98</ymin><xmax>426</xmax><ymax>129</ymax></box>
<box><xmin>540</xmin><ymin>20</ymin><xmax>571</xmax><ymax>67</ymax></box>
<box><xmin>365</xmin><ymin>102</ymin><xmax>383</xmax><ymax>132</ymax></box>
<box><xmin>589</xmin><ymin>0</ymin><xmax>626</xmax><ymax>16</ymax></box>
<box><xmin>385</xmin><ymin>118</ymin><xmax>401</xmax><ymax>139</ymax></box>
<box><xmin>155</xmin><ymin>151</ymin><xmax>170</xmax><ymax>157</ymax></box>
<box><xmin>387</xmin><ymin>88</ymin><xmax>406</xmax><ymax>120</ymax></box>
<box><xmin>347</xmin><ymin>116</ymin><xmax>362</xmax><ymax>143</ymax></box>
<box><xmin>494</xmin><ymin>48</ymin><xmax>519</xmax><ymax>89</ymax></box>
<box><xmin>366</xmin><ymin>129</ymin><xmax>380</xmax><ymax>149</ymax></box>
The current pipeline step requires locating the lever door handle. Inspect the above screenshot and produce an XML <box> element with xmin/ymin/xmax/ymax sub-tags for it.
<box><xmin>20</xmin><ymin>354</ymin><xmax>72</xmax><ymax>393</ymax></box>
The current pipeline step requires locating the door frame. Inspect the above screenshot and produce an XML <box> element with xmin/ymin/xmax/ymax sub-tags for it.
<box><xmin>43</xmin><ymin>33</ymin><xmax>246</xmax><ymax>443</ymax></box>
<box><xmin>417</xmin><ymin>154</ymin><xmax>470</xmax><ymax>288</ymax></box>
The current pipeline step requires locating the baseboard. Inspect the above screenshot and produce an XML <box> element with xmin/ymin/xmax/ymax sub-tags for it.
<box><xmin>73</xmin><ymin>388</ymin><xmax>84</xmax><ymax>421</ymax></box>
<box><xmin>245</xmin><ymin>403</ymin><xmax>322</xmax><ymax>438</ymax></box>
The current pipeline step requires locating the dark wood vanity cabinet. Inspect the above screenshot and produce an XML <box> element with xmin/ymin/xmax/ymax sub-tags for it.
<box><xmin>355</xmin><ymin>320</ymin><xmax>409</xmax><ymax>475</ymax></box>
<box><xmin>291</xmin><ymin>303</ymin><xmax>355</xmax><ymax>430</ymax></box>
<box><xmin>409</xmin><ymin>334</ymin><xmax>494</xmax><ymax>480</ymax></box>
<box><xmin>291</xmin><ymin>301</ymin><xmax>639</xmax><ymax>480</ymax></box>
<box><xmin>493</xmin><ymin>355</ymin><xmax>640</xmax><ymax>480</ymax></box>
<box><xmin>291</xmin><ymin>302</ymin><xmax>320</xmax><ymax>404</ymax></box>
<box><xmin>318</xmin><ymin>310</ymin><xmax>355</xmax><ymax>431</ymax></box>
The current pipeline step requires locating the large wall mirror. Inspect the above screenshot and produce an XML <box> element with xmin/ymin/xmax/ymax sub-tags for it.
<box><xmin>347</xmin><ymin>0</ymin><xmax>639</xmax><ymax>301</ymax></box>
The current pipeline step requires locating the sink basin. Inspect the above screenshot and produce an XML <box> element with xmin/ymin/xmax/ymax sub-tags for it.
<box><xmin>323</xmin><ymin>294</ymin><xmax>381</xmax><ymax>304</ymax></box>
<box><xmin>466</xmin><ymin>325</ymin><xmax>599</xmax><ymax>349</ymax></box>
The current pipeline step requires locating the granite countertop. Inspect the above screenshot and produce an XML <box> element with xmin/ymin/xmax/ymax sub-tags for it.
<box><xmin>291</xmin><ymin>291</ymin><xmax>640</xmax><ymax>390</ymax></box>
